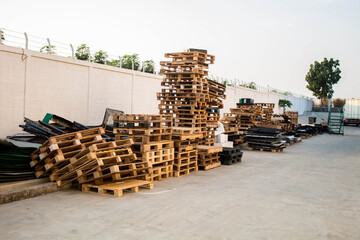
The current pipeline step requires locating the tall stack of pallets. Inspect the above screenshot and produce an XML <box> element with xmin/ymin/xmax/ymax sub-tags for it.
<box><xmin>157</xmin><ymin>49</ymin><xmax>226</xmax><ymax>174</ymax></box>
<box><xmin>158</xmin><ymin>51</ymin><xmax>215</xmax><ymax>139</ymax></box>
<box><xmin>203</xmin><ymin>79</ymin><xmax>226</xmax><ymax>145</ymax></box>
<box><xmin>113</xmin><ymin>114</ymin><xmax>175</xmax><ymax>181</ymax></box>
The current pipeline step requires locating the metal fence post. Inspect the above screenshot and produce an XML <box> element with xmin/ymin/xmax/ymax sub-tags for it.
<box><xmin>24</xmin><ymin>32</ymin><xmax>29</xmax><ymax>49</ymax></box>
<box><xmin>47</xmin><ymin>38</ymin><xmax>51</xmax><ymax>54</ymax></box>
<box><xmin>119</xmin><ymin>56</ymin><xmax>122</xmax><ymax>68</ymax></box>
<box><xmin>87</xmin><ymin>47</ymin><xmax>91</xmax><ymax>62</ymax></box>
<box><xmin>70</xmin><ymin>44</ymin><xmax>74</xmax><ymax>59</ymax></box>
<box><xmin>131</xmin><ymin>58</ymin><xmax>134</xmax><ymax>71</ymax></box>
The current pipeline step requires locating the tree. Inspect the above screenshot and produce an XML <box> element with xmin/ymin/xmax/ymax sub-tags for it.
<box><xmin>279</xmin><ymin>99</ymin><xmax>292</xmax><ymax>113</ymax></box>
<box><xmin>75</xmin><ymin>44</ymin><xmax>90</xmax><ymax>61</ymax></box>
<box><xmin>40</xmin><ymin>45</ymin><xmax>56</xmax><ymax>54</ymax></box>
<box><xmin>247</xmin><ymin>81</ymin><xmax>257</xmax><ymax>90</ymax></box>
<box><xmin>305</xmin><ymin>58</ymin><xmax>341</xmax><ymax>107</ymax></box>
<box><xmin>221</xmin><ymin>79</ymin><xmax>229</xmax><ymax>86</ymax></box>
<box><xmin>93</xmin><ymin>50</ymin><xmax>108</xmax><ymax>64</ymax></box>
<box><xmin>141</xmin><ymin>60</ymin><xmax>155</xmax><ymax>73</ymax></box>
<box><xmin>121</xmin><ymin>54</ymin><xmax>140</xmax><ymax>70</ymax></box>
<box><xmin>332</xmin><ymin>98</ymin><xmax>346</xmax><ymax>108</ymax></box>
<box><xmin>281</xmin><ymin>91</ymin><xmax>292</xmax><ymax>96</ymax></box>
<box><xmin>106</xmin><ymin>59</ymin><xmax>121</xmax><ymax>67</ymax></box>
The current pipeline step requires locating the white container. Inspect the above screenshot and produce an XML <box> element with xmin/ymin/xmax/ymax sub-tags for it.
<box><xmin>344</xmin><ymin>99</ymin><xmax>360</xmax><ymax>119</ymax></box>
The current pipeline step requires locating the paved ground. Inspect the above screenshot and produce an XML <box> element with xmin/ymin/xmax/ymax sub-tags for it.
<box><xmin>1</xmin><ymin>127</ymin><xmax>359</xmax><ymax>240</ymax></box>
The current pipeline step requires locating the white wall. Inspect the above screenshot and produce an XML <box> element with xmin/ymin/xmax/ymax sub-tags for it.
<box><xmin>0</xmin><ymin>44</ymin><xmax>312</xmax><ymax>138</ymax></box>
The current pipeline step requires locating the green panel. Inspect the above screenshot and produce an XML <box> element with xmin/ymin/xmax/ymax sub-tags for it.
<box><xmin>42</xmin><ymin>113</ymin><xmax>54</xmax><ymax>123</ymax></box>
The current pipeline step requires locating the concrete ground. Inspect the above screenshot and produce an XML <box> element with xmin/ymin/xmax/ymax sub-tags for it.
<box><xmin>1</xmin><ymin>127</ymin><xmax>359</xmax><ymax>240</ymax></box>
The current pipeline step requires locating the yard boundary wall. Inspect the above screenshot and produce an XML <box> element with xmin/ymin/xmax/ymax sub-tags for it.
<box><xmin>0</xmin><ymin>45</ymin><xmax>312</xmax><ymax>138</ymax></box>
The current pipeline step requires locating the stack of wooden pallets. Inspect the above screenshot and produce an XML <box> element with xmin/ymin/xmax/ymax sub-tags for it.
<box><xmin>157</xmin><ymin>50</ymin><xmax>225</xmax><ymax>147</ymax></box>
<box><xmin>257</xmin><ymin>103</ymin><xmax>275</xmax><ymax>126</ymax></box>
<box><xmin>30</xmin><ymin>127</ymin><xmax>106</xmax><ymax>178</ymax></box>
<box><xmin>30</xmin><ymin>127</ymin><xmax>153</xmax><ymax>197</ymax></box>
<box><xmin>172</xmin><ymin>127</ymin><xmax>202</xmax><ymax>176</ymax></box>
<box><xmin>203</xmin><ymin>79</ymin><xmax>226</xmax><ymax>145</ymax></box>
<box><xmin>222</xmin><ymin>103</ymin><xmax>263</xmax><ymax>147</ymax></box>
<box><xmin>197</xmin><ymin>145</ymin><xmax>223</xmax><ymax>170</ymax></box>
<box><xmin>285</xmin><ymin>111</ymin><xmax>299</xmax><ymax>127</ymax></box>
<box><xmin>113</xmin><ymin>114</ymin><xmax>175</xmax><ymax>181</ymax></box>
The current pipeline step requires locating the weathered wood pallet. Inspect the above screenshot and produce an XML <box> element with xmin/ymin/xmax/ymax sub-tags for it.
<box><xmin>137</xmin><ymin>148</ymin><xmax>174</xmax><ymax>166</ymax></box>
<box><xmin>113</xmin><ymin>128</ymin><xmax>172</xmax><ymax>136</ymax></box>
<box><xmin>198</xmin><ymin>161</ymin><xmax>221</xmax><ymax>171</ymax></box>
<box><xmin>81</xmin><ymin>180</ymin><xmax>154</xmax><ymax>198</ymax></box>
<box><xmin>32</xmin><ymin>140</ymin><xmax>106</xmax><ymax>178</ymax></box>
<box><xmin>173</xmin><ymin>165</ymin><xmax>198</xmax><ymax>177</ymax></box>
<box><xmin>64</xmin><ymin>161</ymin><xmax>152</xmax><ymax>186</ymax></box>
<box><xmin>113</xmin><ymin>114</ymin><xmax>172</xmax><ymax>122</ymax></box>
<box><xmin>247</xmin><ymin>147</ymin><xmax>284</xmax><ymax>153</ymax></box>
<box><xmin>174</xmin><ymin>155</ymin><xmax>198</xmax><ymax>167</ymax></box>
<box><xmin>172</xmin><ymin>133</ymin><xmax>203</xmax><ymax>141</ymax></box>
<box><xmin>115</xmin><ymin>134</ymin><xmax>172</xmax><ymax>144</ymax></box>
<box><xmin>151</xmin><ymin>165</ymin><xmax>173</xmax><ymax>181</ymax></box>
<box><xmin>69</xmin><ymin>139</ymin><xmax>134</xmax><ymax>161</ymax></box>
<box><xmin>132</xmin><ymin>141</ymin><xmax>174</xmax><ymax>153</ymax></box>
<box><xmin>53</xmin><ymin>149</ymin><xmax>137</xmax><ymax>185</ymax></box>
<box><xmin>50</xmin><ymin>147</ymin><xmax>136</xmax><ymax>182</ymax></box>
<box><xmin>197</xmin><ymin>145</ymin><xmax>222</xmax><ymax>154</ymax></box>
<box><xmin>175</xmin><ymin>150</ymin><xmax>197</xmax><ymax>159</ymax></box>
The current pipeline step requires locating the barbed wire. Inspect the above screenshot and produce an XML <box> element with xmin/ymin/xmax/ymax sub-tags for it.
<box><xmin>0</xmin><ymin>26</ymin><xmax>311</xmax><ymax>99</ymax></box>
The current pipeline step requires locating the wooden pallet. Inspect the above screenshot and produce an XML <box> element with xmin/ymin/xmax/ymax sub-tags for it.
<box><xmin>138</xmin><ymin>148</ymin><xmax>174</xmax><ymax>165</ymax></box>
<box><xmin>54</xmin><ymin>149</ymin><xmax>138</xmax><ymax>186</ymax></box>
<box><xmin>50</xmin><ymin>147</ymin><xmax>136</xmax><ymax>182</ymax></box>
<box><xmin>113</xmin><ymin>114</ymin><xmax>172</xmax><ymax>122</ymax></box>
<box><xmin>173</xmin><ymin>165</ymin><xmax>198</xmax><ymax>177</ymax></box>
<box><xmin>113</xmin><ymin>128</ymin><xmax>172</xmax><ymax>136</ymax></box>
<box><xmin>247</xmin><ymin>147</ymin><xmax>284</xmax><ymax>153</ymax></box>
<box><xmin>198</xmin><ymin>161</ymin><xmax>221</xmax><ymax>171</ymax></box>
<box><xmin>151</xmin><ymin>165</ymin><xmax>173</xmax><ymax>181</ymax></box>
<box><xmin>172</xmin><ymin>133</ymin><xmax>203</xmax><ymax>141</ymax></box>
<box><xmin>75</xmin><ymin>161</ymin><xmax>152</xmax><ymax>185</ymax></box>
<box><xmin>32</xmin><ymin>140</ymin><xmax>106</xmax><ymax>178</ymax></box>
<box><xmin>197</xmin><ymin>145</ymin><xmax>223</xmax><ymax>154</ymax></box>
<box><xmin>132</xmin><ymin>141</ymin><xmax>174</xmax><ymax>153</ymax></box>
<box><xmin>115</xmin><ymin>134</ymin><xmax>172</xmax><ymax>144</ymax></box>
<box><xmin>81</xmin><ymin>180</ymin><xmax>153</xmax><ymax>197</ymax></box>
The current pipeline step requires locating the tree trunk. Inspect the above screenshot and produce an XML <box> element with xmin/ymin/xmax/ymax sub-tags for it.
<box><xmin>320</xmin><ymin>98</ymin><xmax>323</xmax><ymax>108</ymax></box>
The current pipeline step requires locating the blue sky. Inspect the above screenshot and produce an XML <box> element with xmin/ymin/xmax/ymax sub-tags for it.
<box><xmin>1</xmin><ymin>0</ymin><xmax>359</xmax><ymax>98</ymax></box>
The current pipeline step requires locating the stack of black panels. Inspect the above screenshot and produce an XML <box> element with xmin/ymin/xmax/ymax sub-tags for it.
<box><xmin>219</xmin><ymin>147</ymin><xmax>243</xmax><ymax>165</ymax></box>
<box><xmin>245</xmin><ymin>127</ymin><xmax>286</xmax><ymax>150</ymax></box>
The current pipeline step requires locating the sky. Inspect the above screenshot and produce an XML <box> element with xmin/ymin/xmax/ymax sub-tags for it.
<box><xmin>1</xmin><ymin>0</ymin><xmax>359</xmax><ymax>98</ymax></box>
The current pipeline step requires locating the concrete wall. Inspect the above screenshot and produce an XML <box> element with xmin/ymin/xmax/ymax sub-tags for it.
<box><xmin>0</xmin><ymin>44</ymin><xmax>312</xmax><ymax>138</ymax></box>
